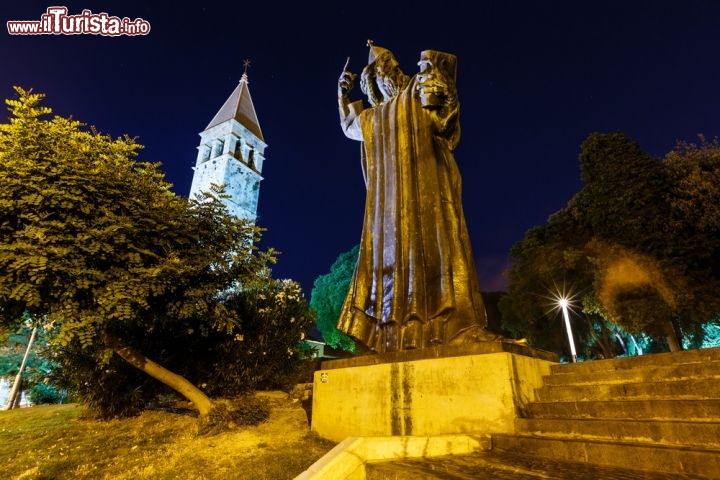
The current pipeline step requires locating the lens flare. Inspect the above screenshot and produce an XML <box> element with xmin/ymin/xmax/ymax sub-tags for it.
<box><xmin>545</xmin><ymin>282</ymin><xmax>579</xmax><ymax>363</ymax></box>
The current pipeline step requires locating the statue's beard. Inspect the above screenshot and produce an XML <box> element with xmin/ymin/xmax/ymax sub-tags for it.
<box><xmin>378</xmin><ymin>72</ymin><xmax>408</xmax><ymax>100</ymax></box>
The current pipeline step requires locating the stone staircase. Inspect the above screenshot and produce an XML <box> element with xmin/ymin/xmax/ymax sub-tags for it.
<box><xmin>491</xmin><ymin>346</ymin><xmax>720</xmax><ymax>478</ymax></box>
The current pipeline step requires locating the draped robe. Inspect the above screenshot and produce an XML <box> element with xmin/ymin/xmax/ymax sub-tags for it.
<box><xmin>337</xmin><ymin>74</ymin><xmax>487</xmax><ymax>353</ymax></box>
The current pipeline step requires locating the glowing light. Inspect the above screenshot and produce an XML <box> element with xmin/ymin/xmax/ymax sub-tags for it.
<box><xmin>558</xmin><ymin>296</ymin><xmax>578</xmax><ymax>363</ymax></box>
<box><xmin>544</xmin><ymin>281</ymin><xmax>581</xmax><ymax>363</ymax></box>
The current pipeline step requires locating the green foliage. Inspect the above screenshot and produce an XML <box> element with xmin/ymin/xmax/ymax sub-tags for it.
<box><xmin>0</xmin><ymin>323</ymin><xmax>67</xmax><ymax>405</ymax></box>
<box><xmin>24</xmin><ymin>352</ymin><xmax>67</xmax><ymax>405</ymax></box>
<box><xmin>27</xmin><ymin>378</ymin><xmax>66</xmax><ymax>405</ymax></box>
<box><xmin>0</xmin><ymin>87</ymin><xmax>287</xmax><ymax>417</ymax></box>
<box><xmin>0</xmin><ymin>87</ymin><xmax>271</xmax><ymax>344</ymax></box>
<box><xmin>0</xmin><ymin>350</ymin><xmax>28</xmax><ymax>377</ymax></box>
<box><xmin>498</xmin><ymin>207</ymin><xmax>600</xmax><ymax>355</ymax></box>
<box><xmin>501</xmin><ymin>132</ymin><xmax>720</xmax><ymax>357</ymax></box>
<box><xmin>179</xmin><ymin>276</ymin><xmax>316</xmax><ymax>395</ymax></box>
<box><xmin>310</xmin><ymin>245</ymin><xmax>359</xmax><ymax>352</ymax></box>
<box><xmin>51</xmin><ymin>276</ymin><xmax>315</xmax><ymax>417</ymax></box>
<box><xmin>51</xmin><ymin>340</ymin><xmax>160</xmax><ymax>417</ymax></box>
<box><xmin>700</xmin><ymin>318</ymin><xmax>720</xmax><ymax>348</ymax></box>
<box><xmin>664</xmin><ymin>136</ymin><xmax>720</xmax><ymax>233</ymax></box>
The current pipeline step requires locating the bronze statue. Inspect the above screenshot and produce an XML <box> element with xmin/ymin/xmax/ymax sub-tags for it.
<box><xmin>337</xmin><ymin>42</ymin><xmax>501</xmax><ymax>353</ymax></box>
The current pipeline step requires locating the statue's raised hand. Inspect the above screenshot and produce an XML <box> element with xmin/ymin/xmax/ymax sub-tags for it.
<box><xmin>338</xmin><ymin>70</ymin><xmax>356</xmax><ymax>98</ymax></box>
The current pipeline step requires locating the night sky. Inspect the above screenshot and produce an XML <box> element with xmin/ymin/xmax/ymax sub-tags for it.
<box><xmin>2</xmin><ymin>1</ymin><xmax>719</xmax><ymax>296</ymax></box>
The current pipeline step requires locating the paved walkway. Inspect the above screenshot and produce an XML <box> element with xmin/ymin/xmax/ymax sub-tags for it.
<box><xmin>366</xmin><ymin>451</ymin><xmax>710</xmax><ymax>479</ymax></box>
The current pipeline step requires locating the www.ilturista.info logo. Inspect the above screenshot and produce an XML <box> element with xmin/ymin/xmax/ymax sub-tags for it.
<box><xmin>7</xmin><ymin>7</ymin><xmax>150</xmax><ymax>36</ymax></box>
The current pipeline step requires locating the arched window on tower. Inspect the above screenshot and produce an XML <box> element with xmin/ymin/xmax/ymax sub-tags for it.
<box><xmin>212</xmin><ymin>139</ymin><xmax>224</xmax><ymax>158</ymax></box>
<box><xmin>201</xmin><ymin>145</ymin><xmax>211</xmax><ymax>162</ymax></box>
<box><xmin>248</xmin><ymin>148</ymin><xmax>255</xmax><ymax>170</ymax></box>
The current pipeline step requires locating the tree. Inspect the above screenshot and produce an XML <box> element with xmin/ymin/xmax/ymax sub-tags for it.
<box><xmin>579</xmin><ymin>134</ymin><xmax>720</xmax><ymax>349</ymax></box>
<box><xmin>662</xmin><ymin>137</ymin><xmax>720</xmax><ymax>338</ymax></box>
<box><xmin>498</xmin><ymin>209</ymin><xmax>610</xmax><ymax>358</ymax></box>
<box><xmin>50</xmin><ymin>274</ymin><xmax>315</xmax><ymax>419</ymax></box>
<box><xmin>185</xmin><ymin>275</ymin><xmax>316</xmax><ymax>395</ymax></box>
<box><xmin>310</xmin><ymin>245</ymin><xmax>359</xmax><ymax>352</ymax></box>
<box><xmin>501</xmin><ymin>132</ymin><xmax>720</xmax><ymax>356</ymax></box>
<box><xmin>573</xmin><ymin>133</ymin><xmax>684</xmax><ymax>349</ymax></box>
<box><xmin>0</xmin><ymin>87</ymin><xmax>274</xmax><ymax>425</ymax></box>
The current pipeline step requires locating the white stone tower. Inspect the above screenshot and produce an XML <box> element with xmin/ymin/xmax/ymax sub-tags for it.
<box><xmin>189</xmin><ymin>71</ymin><xmax>266</xmax><ymax>223</ymax></box>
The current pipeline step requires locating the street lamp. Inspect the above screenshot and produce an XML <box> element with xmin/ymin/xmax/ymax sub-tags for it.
<box><xmin>558</xmin><ymin>297</ymin><xmax>578</xmax><ymax>363</ymax></box>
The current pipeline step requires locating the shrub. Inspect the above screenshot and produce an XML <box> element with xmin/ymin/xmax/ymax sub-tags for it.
<box><xmin>50</xmin><ymin>276</ymin><xmax>315</xmax><ymax>418</ymax></box>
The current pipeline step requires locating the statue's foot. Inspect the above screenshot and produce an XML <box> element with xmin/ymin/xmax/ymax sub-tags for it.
<box><xmin>449</xmin><ymin>326</ymin><xmax>503</xmax><ymax>344</ymax></box>
<box><xmin>450</xmin><ymin>326</ymin><xmax>529</xmax><ymax>346</ymax></box>
<box><xmin>502</xmin><ymin>337</ymin><xmax>529</xmax><ymax>346</ymax></box>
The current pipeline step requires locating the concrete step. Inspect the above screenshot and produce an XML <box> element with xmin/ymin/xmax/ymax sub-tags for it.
<box><xmin>549</xmin><ymin>347</ymin><xmax>720</xmax><ymax>376</ymax></box>
<box><xmin>543</xmin><ymin>360</ymin><xmax>720</xmax><ymax>386</ymax></box>
<box><xmin>535</xmin><ymin>377</ymin><xmax>720</xmax><ymax>402</ymax></box>
<box><xmin>516</xmin><ymin>417</ymin><xmax>720</xmax><ymax>449</ymax></box>
<box><xmin>491</xmin><ymin>433</ymin><xmax>720</xmax><ymax>478</ymax></box>
<box><xmin>527</xmin><ymin>398</ymin><xmax>720</xmax><ymax>421</ymax></box>
<box><xmin>365</xmin><ymin>450</ymin><xmax>711</xmax><ymax>479</ymax></box>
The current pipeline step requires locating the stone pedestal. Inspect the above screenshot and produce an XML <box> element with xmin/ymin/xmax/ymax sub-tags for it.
<box><xmin>311</xmin><ymin>342</ymin><xmax>558</xmax><ymax>443</ymax></box>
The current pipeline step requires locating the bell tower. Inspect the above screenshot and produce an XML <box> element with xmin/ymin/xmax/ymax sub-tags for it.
<box><xmin>189</xmin><ymin>68</ymin><xmax>266</xmax><ymax>223</ymax></box>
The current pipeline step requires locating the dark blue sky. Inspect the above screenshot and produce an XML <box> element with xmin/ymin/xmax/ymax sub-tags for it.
<box><xmin>2</xmin><ymin>1</ymin><xmax>719</xmax><ymax>296</ymax></box>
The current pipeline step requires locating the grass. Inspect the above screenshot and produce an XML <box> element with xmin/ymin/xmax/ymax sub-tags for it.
<box><xmin>0</xmin><ymin>392</ymin><xmax>335</xmax><ymax>479</ymax></box>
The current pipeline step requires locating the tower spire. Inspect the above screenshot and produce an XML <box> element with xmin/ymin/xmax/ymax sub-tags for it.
<box><xmin>189</xmin><ymin>68</ymin><xmax>267</xmax><ymax>225</ymax></box>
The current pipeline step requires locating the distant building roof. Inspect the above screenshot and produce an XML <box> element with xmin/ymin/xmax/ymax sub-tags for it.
<box><xmin>205</xmin><ymin>73</ymin><xmax>264</xmax><ymax>141</ymax></box>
